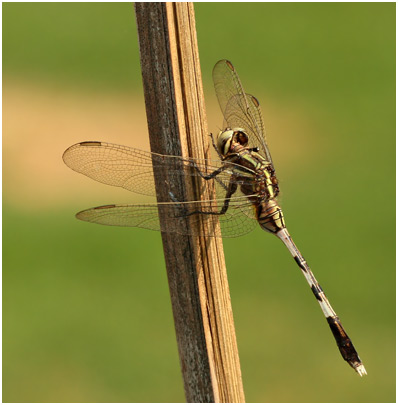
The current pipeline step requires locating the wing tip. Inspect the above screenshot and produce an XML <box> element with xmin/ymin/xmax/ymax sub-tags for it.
<box><xmin>62</xmin><ymin>141</ymin><xmax>102</xmax><ymax>161</ymax></box>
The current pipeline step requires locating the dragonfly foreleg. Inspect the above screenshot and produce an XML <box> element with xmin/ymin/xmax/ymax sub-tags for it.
<box><xmin>189</xmin><ymin>160</ymin><xmax>232</xmax><ymax>192</ymax></box>
<box><xmin>210</xmin><ymin>133</ymin><xmax>224</xmax><ymax>160</ymax></box>
<box><xmin>181</xmin><ymin>181</ymin><xmax>238</xmax><ymax>218</ymax></box>
<box><xmin>192</xmin><ymin>162</ymin><xmax>227</xmax><ymax>181</ymax></box>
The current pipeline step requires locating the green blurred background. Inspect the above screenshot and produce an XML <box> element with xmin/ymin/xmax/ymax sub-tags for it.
<box><xmin>3</xmin><ymin>3</ymin><xmax>395</xmax><ymax>402</ymax></box>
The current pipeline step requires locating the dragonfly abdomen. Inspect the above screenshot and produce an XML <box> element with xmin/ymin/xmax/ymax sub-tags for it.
<box><xmin>256</xmin><ymin>199</ymin><xmax>285</xmax><ymax>234</ymax></box>
<box><xmin>277</xmin><ymin>228</ymin><xmax>366</xmax><ymax>376</ymax></box>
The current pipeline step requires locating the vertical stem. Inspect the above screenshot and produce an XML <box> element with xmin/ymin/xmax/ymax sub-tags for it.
<box><xmin>135</xmin><ymin>2</ymin><xmax>245</xmax><ymax>403</ymax></box>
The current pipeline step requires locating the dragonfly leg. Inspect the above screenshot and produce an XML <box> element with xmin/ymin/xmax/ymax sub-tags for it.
<box><xmin>192</xmin><ymin>163</ymin><xmax>227</xmax><ymax>181</ymax></box>
<box><xmin>189</xmin><ymin>160</ymin><xmax>232</xmax><ymax>192</ymax></box>
<box><xmin>209</xmin><ymin>133</ymin><xmax>224</xmax><ymax>160</ymax></box>
<box><xmin>180</xmin><ymin>181</ymin><xmax>238</xmax><ymax>218</ymax></box>
<box><xmin>190</xmin><ymin>157</ymin><xmax>251</xmax><ymax>194</ymax></box>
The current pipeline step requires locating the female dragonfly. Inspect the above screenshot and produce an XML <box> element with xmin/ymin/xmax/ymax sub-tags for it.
<box><xmin>63</xmin><ymin>59</ymin><xmax>366</xmax><ymax>376</ymax></box>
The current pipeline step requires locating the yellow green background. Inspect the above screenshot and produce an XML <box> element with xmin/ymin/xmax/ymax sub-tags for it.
<box><xmin>3</xmin><ymin>3</ymin><xmax>395</xmax><ymax>402</ymax></box>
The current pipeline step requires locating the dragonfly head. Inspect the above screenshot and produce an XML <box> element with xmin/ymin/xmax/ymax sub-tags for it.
<box><xmin>217</xmin><ymin>128</ymin><xmax>249</xmax><ymax>156</ymax></box>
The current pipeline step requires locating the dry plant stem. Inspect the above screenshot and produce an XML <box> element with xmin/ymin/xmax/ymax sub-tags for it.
<box><xmin>135</xmin><ymin>2</ymin><xmax>245</xmax><ymax>403</ymax></box>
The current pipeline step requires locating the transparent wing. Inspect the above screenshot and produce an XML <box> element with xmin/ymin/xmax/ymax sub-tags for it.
<box><xmin>76</xmin><ymin>197</ymin><xmax>258</xmax><ymax>238</ymax></box>
<box><xmin>212</xmin><ymin>59</ymin><xmax>274</xmax><ymax>168</ymax></box>
<box><xmin>63</xmin><ymin>141</ymin><xmax>256</xmax><ymax>201</ymax></box>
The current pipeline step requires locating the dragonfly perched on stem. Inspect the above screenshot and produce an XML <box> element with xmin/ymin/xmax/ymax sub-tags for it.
<box><xmin>63</xmin><ymin>59</ymin><xmax>366</xmax><ymax>376</ymax></box>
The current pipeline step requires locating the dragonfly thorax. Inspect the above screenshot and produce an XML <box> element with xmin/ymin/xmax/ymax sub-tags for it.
<box><xmin>217</xmin><ymin>127</ymin><xmax>248</xmax><ymax>157</ymax></box>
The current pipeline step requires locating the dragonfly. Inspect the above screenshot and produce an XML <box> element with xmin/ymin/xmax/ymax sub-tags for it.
<box><xmin>63</xmin><ymin>59</ymin><xmax>366</xmax><ymax>376</ymax></box>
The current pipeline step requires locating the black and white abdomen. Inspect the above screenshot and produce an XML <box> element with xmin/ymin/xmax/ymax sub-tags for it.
<box><xmin>256</xmin><ymin>199</ymin><xmax>286</xmax><ymax>234</ymax></box>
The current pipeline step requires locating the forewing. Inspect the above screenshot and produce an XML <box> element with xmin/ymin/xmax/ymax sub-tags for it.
<box><xmin>76</xmin><ymin>197</ymin><xmax>258</xmax><ymax>238</ymax></box>
<box><xmin>63</xmin><ymin>141</ymin><xmax>157</xmax><ymax>195</ymax></box>
<box><xmin>212</xmin><ymin>60</ymin><xmax>274</xmax><ymax>168</ymax></box>
<box><xmin>63</xmin><ymin>141</ymin><xmax>255</xmax><ymax>200</ymax></box>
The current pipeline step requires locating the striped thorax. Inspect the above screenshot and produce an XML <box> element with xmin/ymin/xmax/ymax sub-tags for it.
<box><xmin>217</xmin><ymin>127</ymin><xmax>284</xmax><ymax>233</ymax></box>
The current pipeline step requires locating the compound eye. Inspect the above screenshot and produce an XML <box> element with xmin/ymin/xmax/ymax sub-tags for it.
<box><xmin>216</xmin><ymin>130</ymin><xmax>234</xmax><ymax>156</ymax></box>
<box><xmin>236</xmin><ymin>131</ymin><xmax>249</xmax><ymax>146</ymax></box>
